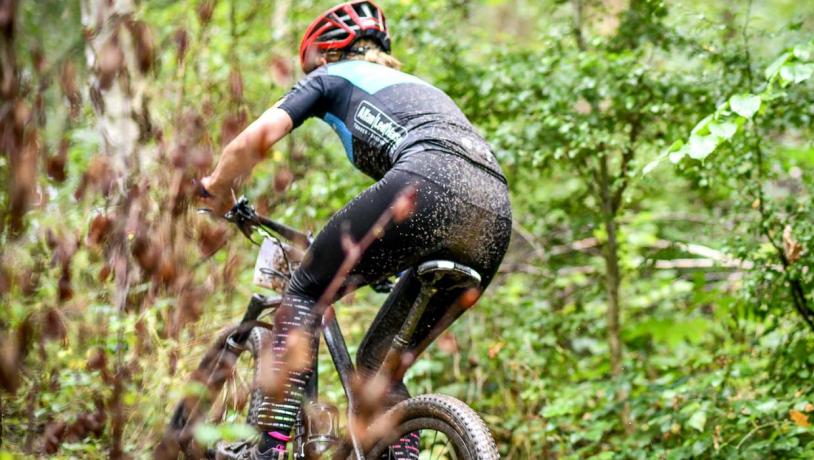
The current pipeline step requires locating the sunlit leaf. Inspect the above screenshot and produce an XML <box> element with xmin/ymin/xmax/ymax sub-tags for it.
<box><xmin>780</xmin><ymin>63</ymin><xmax>814</xmax><ymax>85</ymax></box>
<box><xmin>708</xmin><ymin>121</ymin><xmax>737</xmax><ymax>140</ymax></box>
<box><xmin>688</xmin><ymin>135</ymin><xmax>719</xmax><ymax>160</ymax></box>
<box><xmin>688</xmin><ymin>411</ymin><xmax>707</xmax><ymax>432</ymax></box>
<box><xmin>792</xmin><ymin>43</ymin><xmax>813</xmax><ymax>61</ymax></box>
<box><xmin>643</xmin><ymin>156</ymin><xmax>664</xmax><ymax>175</ymax></box>
<box><xmin>765</xmin><ymin>52</ymin><xmax>791</xmax><ymax>80</ymax></box>
<box><xmin>729</xmin><ymin>94</ymin><xmax>761</xmax><ymax>119</ymax></box>
<box><xmin>194</xmin><ymin>424</ymin><xmax>220</xmax><ymax>446</ymax></box>
<box><xmin>669</xmin><ymin>147</ymin><xmax>687</xmax><ymax>163</ymax></box>
<box><xmin>690</xmin><ymin>114</ymin><xmax>713</xmax><ymax>136</ymax></box>
<box><xmin>756</xmin><ymin>399</ymin><xmax>778</xmax><ymax>413</ymax></box>
<box><xmin>542</xmin><ymin>400</ymin><xmax>578</xmax><ymax>418</ymax></box>
<box><xmin>220</xmin><ymin>423</ymin><xmax>257</xmax><ymax>441</ymax></box>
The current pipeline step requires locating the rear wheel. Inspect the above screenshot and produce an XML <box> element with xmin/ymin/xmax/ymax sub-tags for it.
<box><xmin>364</xmin><ymin>394</ymin><xmax>499</xmax><ymax>460</ymax></box>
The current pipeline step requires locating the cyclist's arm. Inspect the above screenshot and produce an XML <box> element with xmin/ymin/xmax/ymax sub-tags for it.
<box><xmin>202</xmin><ymin>107</ymin><xmax>293</xmax><ymax>211</ymax></box>
<box><xmin>202</xmin><ymin>69</ymin><xmax>327</xmax><ymax>211</ymax></box>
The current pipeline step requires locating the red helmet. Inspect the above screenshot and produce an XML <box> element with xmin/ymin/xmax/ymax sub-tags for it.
<box><xmin>299</xmin><ymin>1</ymin><xmax>391</xmax><ymax>73</ymax></box>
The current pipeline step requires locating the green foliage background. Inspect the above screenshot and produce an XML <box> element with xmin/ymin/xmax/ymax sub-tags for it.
<box><xmin>2</xmin><ymin>0</ymin><xmax>814</xmax><ymax>458</ymax></box>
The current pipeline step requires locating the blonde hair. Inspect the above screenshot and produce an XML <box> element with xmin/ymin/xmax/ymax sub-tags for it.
<box><xmin>326</xmin><ymin>39</ymin><xmax>402</xmax><ymax>70</ymax></box>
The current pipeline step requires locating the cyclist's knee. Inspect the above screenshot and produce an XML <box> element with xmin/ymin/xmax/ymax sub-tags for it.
<box><xmin>287</xmin><ymin>268</ymin><xmax>324</xmax><ymax>300</ymax></box>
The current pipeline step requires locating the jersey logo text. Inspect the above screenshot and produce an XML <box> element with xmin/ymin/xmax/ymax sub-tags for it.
<box><xmin>353</xmin><ymin>101</ymin><xmax>407</xmax><ymax>151</ymax></box>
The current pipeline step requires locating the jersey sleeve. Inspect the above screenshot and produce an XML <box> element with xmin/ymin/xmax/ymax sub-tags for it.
<box><xmin>276</xmin><ymin>69</ymin><xmax>329</xmax><ymax>128</ymax></box>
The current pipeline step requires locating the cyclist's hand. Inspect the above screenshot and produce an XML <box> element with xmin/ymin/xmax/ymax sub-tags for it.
<box><xmin>198</xmin><ymin>176</ymin><xmax>233</xmax><ymax>216</ymax></box>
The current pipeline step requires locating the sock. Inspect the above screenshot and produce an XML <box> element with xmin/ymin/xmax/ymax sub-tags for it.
<box><xmin>387</xmin><ymin>431</ymin><xmax>420</xmax><ymax>460</ymax></box>
<box><xmin>258</xmin><ymin>431</ymin><xmax>291</xmax><ymax>453</ymax></box>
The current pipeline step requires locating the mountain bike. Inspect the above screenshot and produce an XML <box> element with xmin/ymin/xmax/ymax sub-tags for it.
<box><xmin>156</xmin><ymin>196</ymin><xmax>499</xmax><ymax>459</ymax></box>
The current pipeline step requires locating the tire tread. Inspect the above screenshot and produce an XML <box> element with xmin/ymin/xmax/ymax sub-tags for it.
<box><xmin>374</xmin><ymin>393</ymin><xmax>499</xmax><ymax>460</ymax></box>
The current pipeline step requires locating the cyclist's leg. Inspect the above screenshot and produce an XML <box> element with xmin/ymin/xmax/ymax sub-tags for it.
<box><xmin>258</xmin><ymin>169</ymin><xmax>458</xmax><ymax>452</ymax></box>
<box><xmin>355</xmin><ymin>208</ymin><xmax>511</xmax><ymax>458</ymax></box>
<box><xmin>354</xmin><ymin>259</ymin><xmax>503</xmax><ymax>399</ymax></box>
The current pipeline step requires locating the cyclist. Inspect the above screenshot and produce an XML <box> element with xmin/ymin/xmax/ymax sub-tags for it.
<box><xmin>200</xmin><ymin>1</ymin><xmax>511</xmax><ymax>458</ymax></box>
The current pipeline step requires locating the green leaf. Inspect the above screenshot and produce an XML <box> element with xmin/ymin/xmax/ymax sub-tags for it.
<box><xmin>690</xmin><ymin>114</ymin><xmax>713</xmax><ymax>136</ymax></box>
<box><xmin>123</xmin><ymin>391</ymin><xmax>138</xmax><ymax>406</ymax></box>
<box><xmin>542</xmin><ymin>399</ymin><xmax>579</xmax><ymax>418</ymax></box>
<box><xmin>667</xmin><ymin>139</ymin><xmax>684</xmax><ymax>152</ymax></box>
<box><xmin>645</xmin><ymin>140</ymin><xmax>685</xmax><ymax>174</ymax></box>
<box><xmin>756</xmin><ymin>399</ymin><xmax>779</xmax><ymax>414</ymax></box>
<box><xmin>729</xmin><ymin>94</ymin><xmax>761</xmax><ymax>119</ymax></box>
<box><xmin>688</xmin><ymin>135</ymin><xmax>719</xmax><ymax>160</ymax></box>
<box><xmin>643</xmin><ymin>153</ymin><xmax>666</xmax><ymax>175</ymax></box>
<box><xmin>762</xmin><ymin>90</ymin><xmax>788</xmax><ymax>102</ymax></box>
<box><xmin>194</xmin><ymin>424</ymin><xmax>221</xmax><ymax>446</ymax></box>
<box><xmin>780</xmin><ymin>63</ymin><xmax>814</xmax><ymax>85</ymax></box>
<box><xmin>793</xmin><ymin>43</ymin><xmax>813</xmax><ymax>61</ymax></box>
<box><xmin>669</xmin><ymin>145</ymin><xmax>688</xmax><ymax>164</ymax></box>
<box><xmin>220</xmin><ymin>423</ymin><xmax>257</xmax><ymax>441</ymax></box>
<box><xmin>688</xmin><ymin>410</ymin><xmax>707</xmax><ymax>432</ymax></box>
<box><xmin>183</xmin><ymin>381</ymin><xmax>209</xmax><ymax>399</ymax></box>
<box><xmin>765</xmin><ymin>52</ymin><xmax>792</xmax><ymax>80</ymax></box>
<box><xmin>708</xmin><ymin>121</ymin><xmax>737</xmax><ymax>140</ymax></box>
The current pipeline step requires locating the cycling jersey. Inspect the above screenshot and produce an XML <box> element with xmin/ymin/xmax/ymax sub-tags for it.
<box><xmin>277</xmin><ymin>60</ymin><xmax>504</xmax><ymax>182</ymax></box>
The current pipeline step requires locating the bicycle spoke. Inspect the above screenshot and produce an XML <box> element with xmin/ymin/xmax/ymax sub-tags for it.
<box><xmin>428</xmin><ymin>433</ymin><xmax>443</xmax><ymax>460</ymax></box>
<box><xmin>416</xmin><ymin>429</ymin><xmax>457</xmax><ymax>460</ymax></box>
<box><xmin>437</xmin><ymin>437</ymin><xmax>452</xmax><ymax>460</ymax></box>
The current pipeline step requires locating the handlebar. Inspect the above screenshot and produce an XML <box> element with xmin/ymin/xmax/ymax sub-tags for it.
<box><xmin>225</xmin><ymin>196</ymin><xmax>311</xmax><ymax>249</ymax></box>
<box><xmin>197</xmin><ymin>187</ymin><xmax>396</xmax><ymax>295</ymax></box>
<box><xmin>197</xmin><ymin>185</ymin><xmax>311</xmax><ymax>250</ymax></box>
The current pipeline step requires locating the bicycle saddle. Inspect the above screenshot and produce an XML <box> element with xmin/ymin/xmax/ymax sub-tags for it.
<box><xmin>416</xmin><ymin>260</ymin><xmax>482</xmax><ymax>290</ymax></box>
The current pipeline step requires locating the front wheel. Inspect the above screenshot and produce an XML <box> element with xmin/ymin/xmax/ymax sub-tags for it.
<box><xmin>364</xmin><ymin>394</ymin><xmax>499</xmax><ymax>460</ymax></box>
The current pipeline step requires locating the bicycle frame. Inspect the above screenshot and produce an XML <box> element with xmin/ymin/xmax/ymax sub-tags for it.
<box><xmin>220</xmin><ymin>197</ymin><xmax>444</xmax><ymax>460</ymax></box>
<box><xmin>233</xmin><ymin>274</ymin><xmax>437</xmax><ymax>460</ymax></box>
<box><xmin>319</xmin><ymin>306</ymin><xmax>365</xmax><ymax>459</ymax></box>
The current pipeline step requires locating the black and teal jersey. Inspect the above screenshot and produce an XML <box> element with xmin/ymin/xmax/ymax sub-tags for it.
<box><xmin>277</xmin><ymin>60</ymin><xmax>504</xmax><ymax>181</ymax></box>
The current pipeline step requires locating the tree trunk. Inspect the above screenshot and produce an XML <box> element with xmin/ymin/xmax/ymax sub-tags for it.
<box><xmin>272</xmin><ymin>0</ymin><xmax>291</xmax><ymax>42</ymax></box>
<box><xmin>80</xmin><ymin>2</ymin><xmax>151</xmax><ymax>457</ymax></box>
<box><xmin>600</xmin><ymin>158</ymin><xmax>623</xmax><ymax>377</ymax></box>
<box><xmin>598</xmin><ymin>154</ymin><xmax>631</xmax><ymax>432</ymax></box>
<box><xmin>80</xmin><ymin>0</ymin><xmax>151</xmax><ymax>180</ymax></box>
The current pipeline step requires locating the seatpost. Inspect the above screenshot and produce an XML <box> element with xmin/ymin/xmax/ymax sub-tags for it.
<box><xmin>376</xmin><ymin>282</ymin><xmax>437</xmax><ymax>381</ymax></box>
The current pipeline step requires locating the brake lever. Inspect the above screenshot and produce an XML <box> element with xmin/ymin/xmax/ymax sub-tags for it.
<box><xmin>236</xmin><ymin>219</ymin><xmax>260</xmax><ymax>245</ymax></box>
<box><xmin>196</xmin><ymin>192</ymin><xmax>261</xmax><ymax>244</ymax></box>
